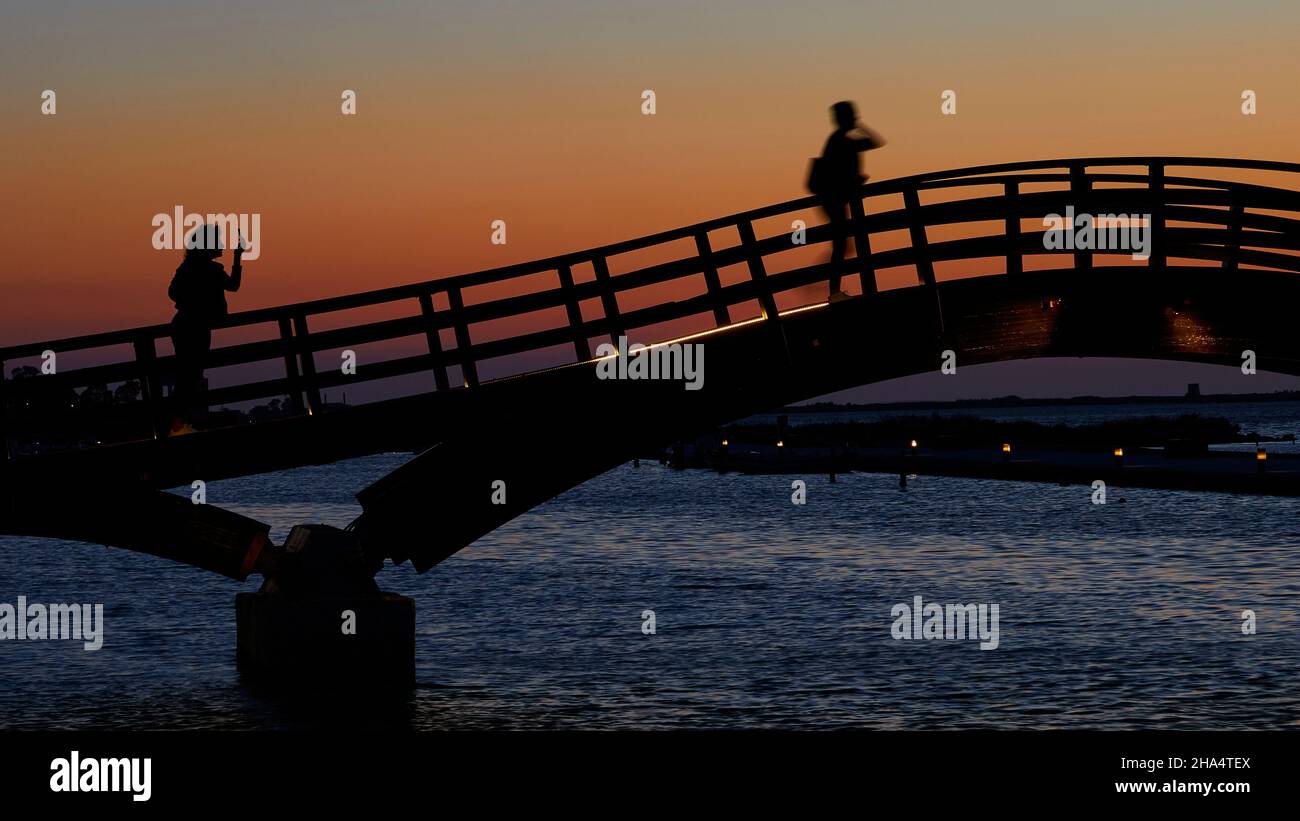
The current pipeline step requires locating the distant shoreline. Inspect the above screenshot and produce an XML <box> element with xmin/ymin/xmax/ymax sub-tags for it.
<box><xmin>784</xmin><ymin>391</ymin><xmax>1300</xmax><ymax>414</ymax></box>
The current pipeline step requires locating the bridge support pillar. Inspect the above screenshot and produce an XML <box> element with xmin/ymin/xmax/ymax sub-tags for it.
<box><xmin>235</xmin><ymin>523</ymin><xmax>415</xmax><ymax>687</ymax></box>
<box><xmin>235</xmin><ymin>591</ymin><xmax>415</xmax><ymax>687</ymax></box>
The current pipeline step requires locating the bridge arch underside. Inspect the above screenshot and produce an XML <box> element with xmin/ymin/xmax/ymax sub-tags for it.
<box><xmin>353</xmin><ymin>263</ymin><xmax>1300</xmax><ymax>572</ymax></box>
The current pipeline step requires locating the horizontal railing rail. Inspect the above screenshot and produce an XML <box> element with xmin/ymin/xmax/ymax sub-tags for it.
<box><xmin>3</xmin><ymin>157</ymin><xmax>1299</xmax><ymax>457</ymax></box>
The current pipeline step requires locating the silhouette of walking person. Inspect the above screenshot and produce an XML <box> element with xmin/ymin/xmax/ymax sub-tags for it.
<box><xmin>808</xmin><ymin>101</ymin><xmax>886</xmax><ymax>301</ymax></box>
<box><xmin>168</xmin><ymin>223</ymin><xmax>245</xmax><ymax>433</ymax></box>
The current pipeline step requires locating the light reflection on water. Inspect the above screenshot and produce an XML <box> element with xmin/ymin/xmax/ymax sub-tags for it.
<box><xmin>2</xmin><ymin>415</ymin><xmax>1300</xmax><ymax>729</ymax></box>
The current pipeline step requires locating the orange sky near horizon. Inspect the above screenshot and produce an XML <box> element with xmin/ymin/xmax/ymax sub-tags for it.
<box><xmin>3</xmin><ymin>0</ymin><xmax>1299</xmax><ymax>354</ymax></box>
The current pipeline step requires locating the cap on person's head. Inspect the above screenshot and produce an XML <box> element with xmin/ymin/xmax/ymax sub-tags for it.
<box><xmin>832</xmin><ymin>100</ymin><xmax>857</xmax><ymax>127</ymax></box>
<box><xmin>184</xmin><ymin>223</ymin><xmax>224</xmax><ymax>259</ymax></box>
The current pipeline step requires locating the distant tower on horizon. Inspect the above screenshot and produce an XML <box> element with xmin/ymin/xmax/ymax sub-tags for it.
<box><xmin>1186</xmin><ymin>383</ymin><xmax>1201</xmax><ymax>398</ymax></box>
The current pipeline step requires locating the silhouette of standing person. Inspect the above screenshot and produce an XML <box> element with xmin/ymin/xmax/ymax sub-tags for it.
<box><xmin>168</xmin><ymin>224</ymin><xmax>245</xmax><ymax>433</ymax></box>
<box><xmin>809</xmin><ymin>101</ymin><xmax>886</xmax><ymax>301</ymax></box>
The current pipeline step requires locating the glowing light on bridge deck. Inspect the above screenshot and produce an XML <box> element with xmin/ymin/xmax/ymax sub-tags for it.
<box><xmin>910</xmin><ymin>439</ymin><xmax>918</xmax><ymax>450</ymax></box>
<box><xmin>579</xmin><ymin>298</ymin><xmax>835</xmax><ymax>365</ymax></box>
<box><xmin>779</xmin><ymin>302</ymin><xmax>830</xmax><ymax>316</ymax></box>
<box><xmin>1002</xmin><ymin>443</ymin><xmax>1012</xmax><ymax>461</ymax></box>
<box><xmin>1113</xmin><ymin>447</ymin><xmax>1124</xmax><ymax>458</ymax></box>
<box><xmin>583</xmin><ymin>315</ymin><xmax>770</xmax><ymax>364</ymax></box>
<box><xmin>1258</xmin><ymin>447</ymin><xmax>1268</xmax><ymax>473</ymax></box>
<box><xmin>776</xmin><ymin>440</ymin><xmax>784</xmax><ymax>448</ymax></box>
<box><xmin>721</xmin><ymin>438</ymin><xmax>729</xmax><ymax>447</ymax></box>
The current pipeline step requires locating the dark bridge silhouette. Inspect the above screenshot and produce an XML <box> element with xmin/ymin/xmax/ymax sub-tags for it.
<box><xmin>4</xmin><ymin>157</ymin><xmax>1300</xmax><ymax>582</ymax></box>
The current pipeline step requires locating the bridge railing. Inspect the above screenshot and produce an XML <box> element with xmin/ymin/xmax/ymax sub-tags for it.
<box><xmin>3</xmin><ymin>157</ymin><xmax>1299</xmax><ymax>458</ymax></box>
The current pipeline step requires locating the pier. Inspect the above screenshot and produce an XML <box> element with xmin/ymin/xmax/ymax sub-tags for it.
<box><xmin>3</xmin><ymin>156</ymin><xmax>1300</xmax><ymax>681</ymax></box>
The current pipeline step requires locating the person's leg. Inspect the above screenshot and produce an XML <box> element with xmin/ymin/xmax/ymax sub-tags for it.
<box><xmin>192</xmin><ymin>326</ymin><xmax>211</xmax><ymax>424</ymax></box>
<box><xmin>170</xmin><ymin>317</ymin><xmax>207</xmax><ymax>427</ymax></box>
<box><xmin>170</xmin><ymin>319</ymin><xmax>191</xmax><ymax>413</ymax></box>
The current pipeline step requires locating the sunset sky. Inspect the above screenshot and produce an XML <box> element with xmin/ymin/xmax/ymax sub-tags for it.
<box><xmin>3</xmin><ymin>0</ymin><xmax>1299</xmax><ymax>400</ymax></box>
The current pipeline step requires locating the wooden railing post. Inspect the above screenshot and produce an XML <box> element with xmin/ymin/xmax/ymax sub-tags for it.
<box><xmin>1069</xmin><ymin>163</ymin><xmax>1093</xmax><ymax>274</ymax></box>
<box><xmin>848</xmin><ymin>196</ymin><xmax>877</xmax><ymax>294</ymax></box>
<box><xmin>1004</xmin><ymin>181</ymin><xmax>1023</xmax><ymax>278</ymax></box>
<box><xmin>277</xmin><ymin>316</ymin><xmax>306</xmax><ymax>415</ymax></box>
<box><xmin>902</xmin><ymin>188</ymin><xmax>936</xmax><ymax>287</ymax></box>
<box><xmin>292</xmin><ymin>313</ymin><xmax>322</xmax><ymax>414</ymax></box>
<box><xmin>693</xmin><ymin>231</ymin><xmax>732</xmax><ymax>327</ymax></box>
<box><xmin>591</xmin><ymin>255</ymin><xmax>624</xmax><ymax>344</ymax></box>
<box><xmin>1149</xmin><ymin>162</ymin><xmax>1167</xmax><ymax>271</ymax></box>
<box><xmin>556</xmin><ymin>264</ymin><xmax>592</xmax><ymax>361</ymax></box>
<box><xmin>447</xmin><ymin>286</ymin><xmax>479</xmax><ymax>388</ymax></box>
<box><xmin>1223</xmin><ymin>192</ymin><xmax>1243</xmax><ymax>273</ymax></box>
<box><xmin>418</xmin><ymin>292</ymin><xmax>451</xmax><ymax>391</ymax></box>
<box><xmin>735</xmin><ymin>219</ymin><xmax>779</xmax><ymax>320</ymax></box>
<box><xmin>133</xmin><ymin>335</ymin><xmax>167</xmax><ymax>439</ymax></box>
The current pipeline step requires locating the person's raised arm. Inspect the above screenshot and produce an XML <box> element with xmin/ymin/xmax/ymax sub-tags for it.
<box><xmin>226</xmin><ymin>237</ymin><xmax>245</xmax><ymax>292</ymax></box>
<box><xmin>850</xmin><ymin>122</ymin><xmax>887</xmax><ymax>151</ymax></box>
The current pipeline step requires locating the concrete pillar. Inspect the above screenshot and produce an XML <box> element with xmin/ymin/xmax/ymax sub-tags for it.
<box><xmin>236</xmin><ymin>591</ymin><xmax>414</xmax><ymax>686</ymax></box>
<box><xmin>235</xmin><ymin>523</ymin><xmax>414</xmax><ymax>687</ymax></box>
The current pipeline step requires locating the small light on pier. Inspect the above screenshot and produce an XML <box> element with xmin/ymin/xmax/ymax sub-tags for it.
<box><xmin>1257</xmin><ymin>447</ymin><xmax>1267</xmax><ymax>473</ymax></box>
<box><xmin>721</xmin><ymin>438</ymin><xmax>729</xmax><ymax>448</ymax></box>
<box><xmin>776</xmin><ymin>440</ymin><xmax>784</xmax><ymax>448</ymax></box>
<box><xmin>910</xmin><ymin>439</ymin><xmax>918</xmax><ymax>450</ymax></box>
<box><xmin>1002</xmin><ymin>442</ymin><xmax>1011</xmax><ymax>461</ymax></box>
<box><xmin>1113</xmin><ymin>447</ymin><xmax>1124</xmax><ymax>467</ymax></box>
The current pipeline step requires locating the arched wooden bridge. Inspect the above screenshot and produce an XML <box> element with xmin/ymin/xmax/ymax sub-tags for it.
<box><xmin>3</xmin><ymin>157</ymin><xmax>1299</xmax><ymax>581</ymax></box>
